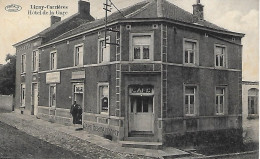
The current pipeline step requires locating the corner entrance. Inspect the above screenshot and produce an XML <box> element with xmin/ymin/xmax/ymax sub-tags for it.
<box><xmin>129</xmin><ymin>85</ymin><xmax>154</xmax><ymax>134</ymax></box>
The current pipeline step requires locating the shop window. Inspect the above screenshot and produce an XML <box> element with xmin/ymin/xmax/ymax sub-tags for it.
<box><xmin>98</xmin><ymin>37</ymin><xmax>110</xmax><ymax>63</ymax></box>
<box><xmin>183</xmin><ymin>39</ymin><xmax>198</xmax><ymax>65</ymax></box>
<box><xmin>49</xmin><ymin>85</ymin><xmax>56</xmax><ymax>107</ymax></box>
<box><xmin>50</xmin><ymin>51</ymin><xmax>57</xmax><ymax>70</ymax></box>
<box><xmin>21</xmin><ymin>54</ymin><xmax>26</xmax><ymax>73</ymax></box>
<box><xmin>32</xmin><ymin>50</ymin><xmax>39</xmax><ymax>72</ymax></box>
<box><xmin>248</xmin><ymin>88</ymin><xmax>258</xmax><ymax>115</ymax></box>
<box><xmin>130</xmin><ymin>33</ymin><xmax>153</xmax><ymax>61</ymax></box>
<box><xmin>184</xmin><ymin>86</ymin><xmax>197</xmax><ymax>115</ymax></box>
<box><xmin>74</xmin><ymin>44</ymin><xmax>83</xmax><ymax>66</ymax></box>
<box><xmin>98</xmin><ymin>83</ymin><xmax>109</xmax><ymax>114</ymax></box>
<box><xmin>216</xmin><ymin>87</ymin><xmax>225</xmax><ymax>115</ymax></box>
<box><xmin>215</xmin><ymin>45</ymin><xmax>226</xmax><ymax>68</ymax></box>
<box><xmin>21</xmin><ymin>84</ymin><xmax>25</xmax><ymax>106</ymax></box>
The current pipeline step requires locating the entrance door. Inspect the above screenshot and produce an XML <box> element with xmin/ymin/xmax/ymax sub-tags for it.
<box><xmin>129</xmin><ymin>96</ymin><xmax>154</xmax><ymax>132</ymax></box>
<box><xmin>32</xmin><ymin>83</ymin><xmax>38</xmax><ymax>115</ymax></box>
<box><xmin>73</xmin><ymin>84</ymin><xmax>84</xmax><ymax>124</ymax></box>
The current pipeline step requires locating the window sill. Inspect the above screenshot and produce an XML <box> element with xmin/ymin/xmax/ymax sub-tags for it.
<box><xmin>49</xmin><ymin>106</ymin><xmax>56</xmax><ymax>110</ymax></box>
<box><xmin>247</xmin><ymin>115</ymin><xmax>259</xmax><ymax>120</ymax></box>
<box><xmin>21</xmin><ymin>73</ymin><xmax>26</xmax><ymax>76</ymax></box>
<box><xmin>216</xmin><ymin>113</ymin><xmax>225</xmax><ymax>116</ymax></box>
<box><xmin>131</xmin><ymin>60</ymin><xmax>153</xmax><ymax>62</ymax></box>
<box><xmin>20</xmin><ymin>106</ymin><xmax>25</xmax><ymax>108</ymax></box>
<box><xmin>100</xmin><ymin>112</ymin><xmax>109</xmax><ymax>116</ymax></box>
<box><xmin>215</xmin><ymin>66</ymin><xmax>227</xmax><ymax>69</ymax></box>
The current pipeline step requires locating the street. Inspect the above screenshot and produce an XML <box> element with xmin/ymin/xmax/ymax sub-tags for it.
<box><xmin>0</xmin><ymin>121</ymin><xmax>85</xmax><ymax>159</ymax></box>
<box><xmin>0</xmin><ymin>110</ymin><xmax>151</xmax><ymax>159</ymax></box>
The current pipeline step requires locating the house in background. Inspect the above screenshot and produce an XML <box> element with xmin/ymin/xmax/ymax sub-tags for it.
<box><xmin>242</xmin><ymin>81</ymin><xmax>259</xmax><ymax>143</ymax></box>
<box><xmin>14</xmin><ymin>0</ymin><xmax>244</xmax><ymax>147</ymax></box>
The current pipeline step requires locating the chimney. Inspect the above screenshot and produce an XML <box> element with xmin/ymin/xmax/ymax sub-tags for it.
<box><xmin>78</xmin><ymin>1</ymin><xmax>90</xmax><ymax>16</ymax></box>
<box><xmin>193</xmin><ymin>0</ymin><xmax>204</xmax><ymax>20</ymax></box>
<box><xmin>50</xmin><ymin>16</ymin><xmax>61</xmax><ymax>26</ymax></box>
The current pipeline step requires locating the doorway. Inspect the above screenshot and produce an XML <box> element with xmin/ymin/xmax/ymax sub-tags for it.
<box><xmin>73</xmin><ymin>84</ymin><xmax>84</xmax><ymax>124</ymax></box>
<box><xmin>129</xmin><ymin>95</ymin><xmax>154</xmax><ymax>133</ymax></box>
<box><xmin>32</xmin><ymin>83</ymin><xmax>38</xmax><ymax>115</ymax></box>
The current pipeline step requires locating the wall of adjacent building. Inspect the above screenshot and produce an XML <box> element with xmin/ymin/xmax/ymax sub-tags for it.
<box><xmin>242</xmin><ymin>83</ymin><xmax>259</xmax><ymax>143</ymax></box>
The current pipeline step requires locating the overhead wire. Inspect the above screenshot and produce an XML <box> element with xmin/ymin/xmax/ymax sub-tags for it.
<box><xmin>108</xmin><ymin>0</ymin><xmax>126</xmax><ymax>18</ymax></box>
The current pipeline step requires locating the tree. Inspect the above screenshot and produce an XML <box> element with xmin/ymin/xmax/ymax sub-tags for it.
<box><xmin>0</xmin><ymin>54</ymin><xmax>16</xmax><ymax>95</ymax></box>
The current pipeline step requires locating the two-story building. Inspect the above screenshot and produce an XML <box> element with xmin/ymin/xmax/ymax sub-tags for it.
<box><xmin>14</xmin><ymin>0</ymin><xmax>244</xmax><ymax>146</ymax></box>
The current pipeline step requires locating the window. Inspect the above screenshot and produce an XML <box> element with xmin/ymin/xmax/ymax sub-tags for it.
<box><xmin>50</xmin><ymin>51</ymin><xmax>57</xmax><ymax>70</ymax></box>
<box><xmin>184</xmin><ymin>39</ymin><xmax>197</xmax><ymax>65</ymax></box>
<box><xmin>215</xmin><ymin>45</ymin><xmax>226</xmax><ymax>67</ymax></box>
<box><xmin>131</xmin><ymin>96</ymin><xmax>153</xmax><ymax>113</ymax></box>
<box><xmin>98</xmin><ymin>83</ymin><xmax>109</xmax><ymax>114</ymax></box>
<box><xmin>21</xmin><ymin>84</ymin><xmax>25</xmax><ymax>106</ymax></box>
<box><xmin>131</xmin><ymin>33</ymin><xmax>153</xmax><ymax>61</ymax></box>
<box><xmin>98</xmin><ymin>37</ymin><xmax>110</xmax><ymax>63</ymax></box>
<box><xmin>49</xmin><ymin>85</ymin><xmax>56</xmax><ymax>107</ymax></box>
<box><xmin>216</xmin><ymin>87</ymin><xmax>225</xmax><ymax>115</ymax></box>
<box><xmin>248</xmin><ymin>88</ymin><xmax>258</xmax><ymax>115</ymax></box>
<box><xmin>74</xmin><ymin>44</ymin><xmax>83</xmax><ymax>66</ymax></box>
<box><xmin>184</xmin><ymin>86</ymin><xmax>196</xmax><ymax>115</ymax></box>
<box><xmin>21</xmin><ymin>54</ymin><xmax>26</xmax><ymax>73</ymax></box>
<box><xmin>32</xmin><ymin>50</ymin><xmax>39</xmax><ymax>72</ymax></box>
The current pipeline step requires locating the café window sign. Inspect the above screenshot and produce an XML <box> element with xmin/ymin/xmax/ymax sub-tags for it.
<box><xmin>74</xmin><ymin>85</ymin><xmax>83</xmax><ymax>93</ymax></box>
<box><xmin>129</xmin><ymin>85</ymin><xmax>154</xmax><ymax>95</ymax></box>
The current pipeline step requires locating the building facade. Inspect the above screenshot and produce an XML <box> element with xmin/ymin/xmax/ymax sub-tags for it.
<box><xmin>14</xmin><ymin>0</ymin><xmax>244</xmax><ymax>146</ymax></box>
<box><xmin>242</xmin><ymin>81</ymin><xmax>259</xmax><ymax>144</ymax></box>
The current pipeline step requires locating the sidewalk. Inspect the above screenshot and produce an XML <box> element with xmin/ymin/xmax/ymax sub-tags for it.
<box><xmin>0</xmin><ymin>112</ymin><xmax>190</xmax><ymax>159</ymax></box>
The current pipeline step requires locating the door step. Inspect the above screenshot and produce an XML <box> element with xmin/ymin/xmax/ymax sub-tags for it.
<box><xmin>129</xmin><ymin>131</ymin><xmax>153</xmax><ymax>137</ymax></box>
<box><xmin>125</xmin><ymin>136</ymin><xmax>157</xmax><ymax>142</ymax></box>
<box><xmin>119</xmin><ymin>141</ymin><xmax>163</xmax><ymax>149</ymax></box>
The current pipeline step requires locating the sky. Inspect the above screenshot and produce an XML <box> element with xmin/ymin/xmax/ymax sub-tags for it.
<box><xmin>0</xmin><ymin>0</ymin><xmax>259</xmax><ymax>81</ymax></box>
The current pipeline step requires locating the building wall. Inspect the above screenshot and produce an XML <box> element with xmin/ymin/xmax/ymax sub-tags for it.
<box><xmin>15</xmin><ymin>39</ymin><xmax>42</xmax><ymax>115</ymax></box>
<box><xmin>242</xmin><ymin>82</ymin><xmax>259</xmax><ymax>143</ymax></box>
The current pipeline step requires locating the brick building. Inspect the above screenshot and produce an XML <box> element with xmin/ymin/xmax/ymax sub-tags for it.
<box><xmin>14</xmin><ymin>0</ymin><xmax>244</xmax><ymax>146</ymax></box>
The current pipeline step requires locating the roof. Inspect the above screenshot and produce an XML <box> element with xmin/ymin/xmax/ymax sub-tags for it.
<box><xmin>13</xmin><ymin>13</ymin><xmax>94</xmax><ymax>47</ymax></box>
<box><xmin>45</xmin><ymin>0</ymin><xmax>244</xmax><ymax>45</ymax></box>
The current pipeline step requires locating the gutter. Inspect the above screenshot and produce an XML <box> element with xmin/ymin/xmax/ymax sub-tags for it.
<box><xmin>13</xmin><ymin>35</ymin><xmax>43</xmax><ymax>47</ymax></box>
<box><xmin>38</xmin><ymin>18</ymin><xmax>245</xmax><ymax>49</ymax></box>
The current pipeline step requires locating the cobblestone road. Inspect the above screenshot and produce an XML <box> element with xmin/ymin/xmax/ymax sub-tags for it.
<box><xmin>0</xmin><ymin>110</ymin><xmax>154</xmax><ymax>159</ymax></box>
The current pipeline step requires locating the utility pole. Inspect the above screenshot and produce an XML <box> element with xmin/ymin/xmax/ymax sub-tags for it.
<box><xmin>103</xmin><ymin>0</ymin><xmax>119</xmax><ymax>48</ymax></box>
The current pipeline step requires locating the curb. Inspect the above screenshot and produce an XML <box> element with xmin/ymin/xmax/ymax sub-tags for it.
<box><xmin>194</xmin><ymin>150</ymin><xmax>258</xmax><ymax>159</ymax></box>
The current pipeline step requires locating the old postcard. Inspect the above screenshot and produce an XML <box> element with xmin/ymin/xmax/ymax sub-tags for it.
<box><xmin>0</xmin><ymin>0</ymin><xmax>258</xmax><ymax>158</ymax></box>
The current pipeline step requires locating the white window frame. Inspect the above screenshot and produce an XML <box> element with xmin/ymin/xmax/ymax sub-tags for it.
<box><xmin>214</xmin><ymin>44</ymin><xmax>227</xmax><ymax>68</ymax></box>
<box><xmin>74</xmin><ymin>44</ymin><xmax>84</xmax><ymax>66</ymax></box>
<box><xmin>21</xmin><ymin>83</ymin><xmax>26</xmax><ymax>107</ymax></box>
<box><xmin>248</xmin><ymin>88</ymin><xmax>258</xmax><ymax>115</ymax></box>
<box><xmin>49</xmin><ymin>84</ymin><xmax>56</xmax><ymax>108</ymax></box>
<box><xmin>97</xmin><ymin>82</ymin><xmax>109</xmax><ymax>115</ymax></box>
<box><xmin>32</xmin><ymin>50</ymin><xmax>39</xmax><ymax>72</ymax></box>
<box><xmin>50</xmin><ymin>51</ymin><xmax>57</xmax><ymax>70</ymax></box>
<box><xmin>98</xmin><ymin>36</ymin><xmax>110</xmax><ymax>63</ymax></box>
<box><xmin>183</xmin><ymin>38</ymin><xmax>199</xmax><ymax>65</ymax></box>
<box><xmin>130</xmin><ymin>32</ymin><xmax>154</xmax><ymax>61</ymax></box>
<box><xmin>215</xmin><ymin>87</ymin><xmax>226</xmax><ymax>115</ymax></box>
<box><xmin>184</xmin><ymin>85</ymin><xmax>198</xmax><ymax>116</ymax></box>
<box><xmin>21</xmin><ymin>54</ymin><xmax>26</xmax><ymax>74</ymax></box>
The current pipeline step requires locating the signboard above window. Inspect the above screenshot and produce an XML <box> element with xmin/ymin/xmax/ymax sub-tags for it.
<box><xmin>129</xmin><ymin>85</ymin><xmax>154</xmax><ymax>96</ymax></box>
